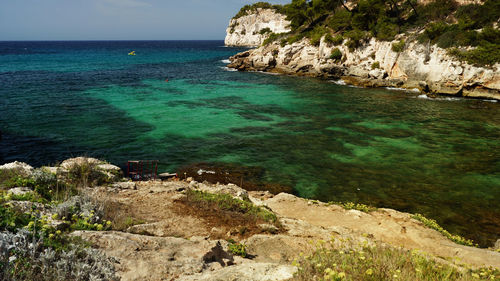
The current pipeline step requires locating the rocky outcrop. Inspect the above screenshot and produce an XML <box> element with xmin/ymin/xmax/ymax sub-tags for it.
<box><xmin>227</xmin><ymin>35</ymin><xmax>500</xmax><ymax>100</ymax></box>
<box><xmin>225</xmin><ymin>8</ymin><xmax>291</xmax><ymax>47</ymax></box>
<box><xmin>0</xmin><ymin>161</ymin><xmax>34</xmax><ymax>178</ymax></box>
<box><xmin>81</xmin><ymin>179</ymin><xmax>500</xmax><ymax>281</ymax></box>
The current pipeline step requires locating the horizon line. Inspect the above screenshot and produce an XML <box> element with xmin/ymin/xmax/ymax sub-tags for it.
<box><xmin>0</xmin><ymin>39</ymin><xmax>225</xmax><ymax>42</ymax></box>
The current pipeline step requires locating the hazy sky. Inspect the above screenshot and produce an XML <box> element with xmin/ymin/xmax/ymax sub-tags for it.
<box><xmin>0</xmin><ymin>0</ymin><xmax>289</xmax><ymax>41</ymax></box>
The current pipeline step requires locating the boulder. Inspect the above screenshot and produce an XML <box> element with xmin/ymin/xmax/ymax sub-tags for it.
<box><xmin>0</xmin><ymin>161</ymin><xmax>34</xmax><ymax>178</ymax></box>
<box><xmin>7</xmin><ymin>187</ymin><xmax>32</xmax><ymax>196</ymax></box>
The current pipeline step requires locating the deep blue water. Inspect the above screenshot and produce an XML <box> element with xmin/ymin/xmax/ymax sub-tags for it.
<box><xmin>0</xmin><ymin>41</ymin><xmax>499</xmax><ymax>246</ymax></box>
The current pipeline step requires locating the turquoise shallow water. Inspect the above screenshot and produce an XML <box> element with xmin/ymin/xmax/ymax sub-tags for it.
<box><xmin>0</xmin><ymin>41</ymin><xmax>499</xmax><ymax>246</ymax></box>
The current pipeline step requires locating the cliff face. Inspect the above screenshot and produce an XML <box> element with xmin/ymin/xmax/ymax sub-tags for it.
<box><xmin>225</xmin><ymin>10</ymin><xmax>500</xmax><ymax>100</ymax></box>
<box><xmin>224</xmin><ymin>8</ymin><xmax>291</xmax><ymax>47</ymax></box>
<box><xmin>228</xmin><ymin>37</ymin><xmax>500</xmax><ymax>99</ymax></box>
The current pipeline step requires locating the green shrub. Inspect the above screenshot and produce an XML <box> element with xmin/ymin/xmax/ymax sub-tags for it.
<box><xmin>66</xmin><ymin>159</ymin><xmax>108</xmax><ymax>188</ymax></box>
<box><xmin>455</xmin><ymin>0</ymin><xmax>500</xmax><ymax>29</ymax></box>
<box><xmin>259</xmin><ymin>27</ymin><xmax>272</xmax><ymax>35</ymax></box>
<box><xmin>344</xmin><ymin>29</ymin><xmax>369</xmax><ymax>51</ymax></box>
<box><xmin>286</xmin><ymin>33</ymin><xmax>305</xmax><ymax>45</ymax></box>
<box><xmin>227</xmin><ymin>239</ymin><xmax>248</xmax><ymax>257</ymax></box>
<box><xmin>449</xmin><ymin>43</ymin><xmax>500</xmax><ymax>67</ymax></box>
<box><xmin>374</xmin><ymin>20</ymin><xmax>399</xmax><ymax>41</ymax></box>
<box><xmin>424</xmin><ymin>21</ymin><xmax>450</xmax><ymax>41</ymax></box>
<box><xmin>325</xmin><ymin>34</ymin><xmax>344</xmax><ymax>46</ymax></box>
<box><xmin>233</xmin><ymin>2</ymin><xmax>283</xmax><ymax>19</ymax></box>
<box><xmin>371</xmin><ymin>61</ymin><xmax>380</xmax><ymax>69</ymax></box>
<box><xmin>412</xmin><ymin>213</ymin><xmax>476</xmax><ymax>247</ymax></box>
<box><xmin>329</xmin><ymin>48</ymin><xmax>342</xmax><ymax>62</ymax></box>
<box><xmin>417</xmin><ymin>0</ymin><xmax>458</xmax><ymax>22</ymax></box>
<box><xmin>392</xmin><ymin>40</ymin><xmax>405</xmax><ymax>52</ymax></box>
<box><xmin>0</xmin><ymin>203</ymin><xmax>31</xmax><ymax>231</ymax></box>
<box><xmin>308</xmin><ymin>26</ymin><xmax>328</xmax><ymax>46</ymax></box>
<box><xmin>263</xmin><ymin>32</ymin><xmax>285</xmax><ymax>46</ymax></box>
<box><xmin>331</xmin><ymin>201</ymin><xmax>377</xmax><ymax>212</ymax></box>
<box><xmin>328</xmin><ymin>9</ymin><xmax>351</xmax><ymax>32</ymax></box>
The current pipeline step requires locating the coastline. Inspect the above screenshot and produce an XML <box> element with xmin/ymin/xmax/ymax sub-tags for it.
<box><xmin>1</xmin><ymin>158</ymin><xmax>499</xmax><ymax>280</ymax></box>
<box><xmin>224</xmin><ymin>7</ymin><xmax>500</xmax><ymax>101</ymax></box>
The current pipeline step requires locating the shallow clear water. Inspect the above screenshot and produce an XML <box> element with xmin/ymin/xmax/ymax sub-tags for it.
<box><xmin>0</xmin><ymin>41</ymin><xmax>499</xmax><ymax>245</ymax></box>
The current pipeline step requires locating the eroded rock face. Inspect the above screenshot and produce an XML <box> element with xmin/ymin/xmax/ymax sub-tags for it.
<box><xmin>225</xmin><ymin>8</ymin><xmax>291</xmax><ymax>47</ymax></box>
<box><xmin>227</xmin><ymin>36</ymin><xmax>500</xmax><ymax>100</ymax></box>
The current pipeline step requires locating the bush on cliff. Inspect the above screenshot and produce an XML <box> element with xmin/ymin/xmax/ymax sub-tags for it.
<box><xmin>233</xmin><ymin>2</ymin><xmax>284</xmax><ymax>19</ymax></box>
<box><xmin>252</xmin><ymin>0</ymin><xmax>500</xmax><ymax>66</ymax></box>
<box><xmin>329</xmin><ymin>48</ymin><xmax>343</xmax><ymax>62</ymax></box>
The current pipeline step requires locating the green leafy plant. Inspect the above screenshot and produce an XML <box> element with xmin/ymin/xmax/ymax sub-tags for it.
<box><xmin>411</xmin><ymin>213</ymin><xmax>476</xmax><ymax>247</ymax></box>
<box><xmin>392</xmin><ymin>40</ymin><xmax>405</xmax><ymax>53</ymax></box>
<box><xmin>259</xmin><ymin>27</ymin><xmax>272</xmax><ymax>35</ymax></box>
<box><xmin>332</xmin><ymin>201</ymin><xmax>377</xmax><ymax>213</ymax></box>
<box><xmin>371</xmin><ymin>61</ymin><xmax>380</xmax><ymax>69</ymax></box>
<box><xmin>227</xmin><ymin>239</ymin><xmax>248</xmax><ymax>257</ymax></box>
<box><xmin>329</xmin><ymin>48</ymin><xmax>343</xmax><ymax>62</ymax></box>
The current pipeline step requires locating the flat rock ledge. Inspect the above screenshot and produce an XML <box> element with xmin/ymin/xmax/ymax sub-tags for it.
<box><xmin>75</xmin><ymin>180</ymin><xmax>500</xmax><ymax>281</ymax></box>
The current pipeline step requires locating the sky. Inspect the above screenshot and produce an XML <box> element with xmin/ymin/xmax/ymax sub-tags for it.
<box><xmin>0</xmin><ymin>0</ymin><xmax>289</xmax><ymax>41</ymax></box>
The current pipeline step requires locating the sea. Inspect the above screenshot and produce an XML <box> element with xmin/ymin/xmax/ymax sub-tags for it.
<box><xmin>0</xmin><ymin>40</ymin><xmax>499</xmax><ymax>246</ymax></box>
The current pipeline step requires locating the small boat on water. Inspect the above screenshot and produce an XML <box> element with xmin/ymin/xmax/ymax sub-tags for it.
<box><xmin>128</xmin><ymin>51</ymin><xmax>136</xmax><ymax>56</ymax></box>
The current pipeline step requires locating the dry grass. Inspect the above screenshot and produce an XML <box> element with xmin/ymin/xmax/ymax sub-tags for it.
<box><xmin>176</xmin><ymin>189</ymin><xmax>283</xmax><ymax>239</ymax></box>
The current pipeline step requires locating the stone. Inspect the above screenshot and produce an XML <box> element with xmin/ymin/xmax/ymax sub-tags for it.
<box><xmin>112</xmin><ymin>182</ymin><xmax>136</xmax><ymax>190</ymax></box>
<box><xmin>0</xmin><ymin>161</ymin><xmax>34</xmax><ymax>177</ymax></box>
<box><xmin>369</xmin><ymin>68</ymin><xmax>387</xmax><ymax>79</ymax></box>
<box><xmin>60</xmin><ymin>157</ymin><xmax>102</xmax><ymax>170</ymax></box>
<box><xmin>494</xmin><ymin>239</ymin><xmax>500</xmax><ymax>251</ymax></box>
<box><xmin>7</xmin><ymin>187</ymin><xmax>32</xmax><ymax>196</ymax></box>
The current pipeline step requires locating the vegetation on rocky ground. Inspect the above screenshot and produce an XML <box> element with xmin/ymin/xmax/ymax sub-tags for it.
<box><xmin>0</xmin><ymin>160</ymin><xmax>119</xmax><ymax>280</ymax></box>
<box><xmin>227</xmin><ymin>238</ymin><xmax>248</xmax><ymax>257</ymax></box>
<box><xmin>411</xmin><ymin>213</ymin><xmax>476</xmax><ymax>247</ymax></box>
<box><xmin>255</xmin><ymin>0</ymin><xmax>500</xmax><ymax>66</ymax></box>
<box><xmin>330</xmin><ymin>201</ymin><xmax>377</xmax><ymax>213</ymax></box>
<box><xmin>292</xmin><ymin>237</ymin><xmax>499</xmax><ymax>281</ymax></box>
<box><xmin>185</xmin><ymin>189</ymin><xmax>278</xmax><ymax>223</ymax></box>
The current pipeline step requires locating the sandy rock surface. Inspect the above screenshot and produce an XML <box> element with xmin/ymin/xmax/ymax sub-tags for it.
<box><xmin>76</xmin><ymin>180</ymin><xmax>499</xmax><ymax>281</ymax></box>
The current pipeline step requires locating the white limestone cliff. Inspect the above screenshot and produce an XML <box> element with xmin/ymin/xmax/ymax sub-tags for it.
<box><xmin>224</xmin><ymin>8</ymin><xmax>291</xmax><ymax>47</ymax></box>
<box><xmin>225</xmin><ymin>12</ymin><xmax>500</xmax><ymax>100</ymax></box>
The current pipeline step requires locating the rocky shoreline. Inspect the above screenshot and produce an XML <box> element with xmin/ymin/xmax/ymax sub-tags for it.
<box><xmin>225</xmin><ymin>9</ymin><xmax>500</xmax><ymax>100</ymax></box>
<box><xmin>1</xmin><ymin>158</ymin><xmax>499</xmax><ymax>280</ymax></box>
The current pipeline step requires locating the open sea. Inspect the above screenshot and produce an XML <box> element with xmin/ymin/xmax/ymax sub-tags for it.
<box><xmin>0</xmin><ymin>40</ymin><xmax>498</xmax><ymax>246</ymax></box>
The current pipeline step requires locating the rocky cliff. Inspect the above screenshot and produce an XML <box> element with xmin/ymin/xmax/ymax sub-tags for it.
<box><xmin>226</xmin><ymin>11</ymin><xmax>500</xmax><ymax>100</ymax></box>
<box><xmin>224</xmin><ymin>8</ymin><xmax>291</xmax><ymax>47</ymax></box>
